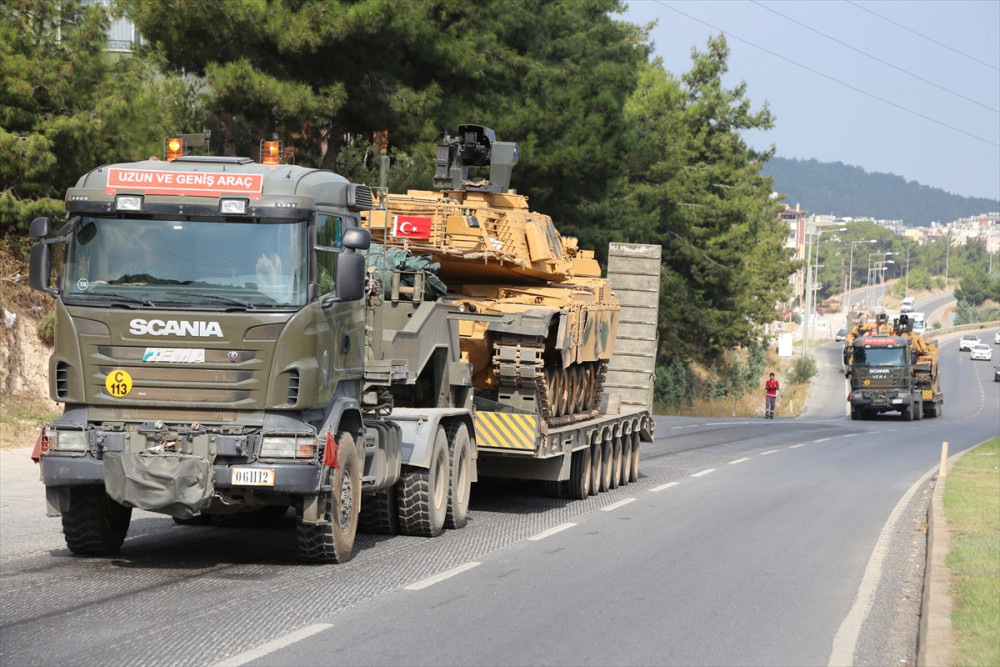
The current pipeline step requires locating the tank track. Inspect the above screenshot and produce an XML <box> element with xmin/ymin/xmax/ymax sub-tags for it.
<box><xmin>492</xmin><ymin>338</ymin><xmax>606</xmax><ymax>426</ymax></box>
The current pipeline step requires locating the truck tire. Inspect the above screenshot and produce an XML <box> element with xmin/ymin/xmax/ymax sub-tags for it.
<box><xmin>297</xmin><ymin>432</ymin><xmax>361</xmax><ymax>564</ymax></box>
<box><xmin>850</xmin><ymin>406</ymin><xmax>863</xmax><ymax>421</ymax></box>
<box><xmin>589</xmin><ymin>440</ymin><xmax>603</xmax><ymax>496</ymax></box>
<box><xmin>609</xmin><ymin>435</ymin><xmax>622</xmax><ymax>490</ymax></box>
<box><xmin>397</xmin><ymin>426</ymin><xmax>449</xmax><ymax>537</ymax></box>
<box><xmin>925</xmin><ymin>401</ymin><xmax>940</xmax><ymax>418</ymax></box>
<box><xmin>629</xmin><ymin>432</ymin><xmax>641</xmax><ymax>483</ymax></box>
<box><xmin>567</xmin><ymin>447</ymin><xmax>592</xmax><ymax>500</ymax></box>
<box><xmin>620</xmin><ymin>435</ymin><xmax>632</xmax><ymax>487</ymax></box>
<box><xmin>599</xmin><ymin>436</ymin><xmax>613</xmax><ymax>492</ymax></box>
<box><xmin>445</xmin><ymin>423</ymin><xmax>472</xmax><ymax>530</ymax></box>
<box><xmin>902</xmin><ymin>405</ymin><xmax>914</xmax><ymax>421</ymax></box>
<box><xmin>358</xmin><ymin>485</ymin><xmax>399</xmax><ymax>535</ymax></box>
<box><xmin>62</xmin><ymin>485</ymin><xmax>132</xmax><ymax>555</ymax></box>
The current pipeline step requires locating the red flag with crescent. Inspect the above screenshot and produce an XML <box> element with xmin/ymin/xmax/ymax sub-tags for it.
<box><xmin>392</xmin><ymin>215</ymin><xmax>432</xmax><ymax>240</ymax></box>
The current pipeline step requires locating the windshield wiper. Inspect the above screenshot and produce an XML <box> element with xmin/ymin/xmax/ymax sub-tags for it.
<box><xmin>166</xmin><ymin>291</ymin><xmax>256</xmax><ymax>309</ymax></box>
<box><xmin>79</xmin><ymin>291</ymin><xmax>156</xmax><ymax>307</ymax></box>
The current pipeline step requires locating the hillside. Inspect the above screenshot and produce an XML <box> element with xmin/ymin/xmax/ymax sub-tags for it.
<box><xmin>762</xmin><ymin>157</ymin><xmax>999</xmax><ymax>226</ymax></box>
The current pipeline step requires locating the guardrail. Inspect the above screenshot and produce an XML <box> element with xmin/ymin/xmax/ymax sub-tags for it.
<box><xmin>923</xmin><ymin>320</ymin><xmax>1000</xmax><ymax>340</ymax></box>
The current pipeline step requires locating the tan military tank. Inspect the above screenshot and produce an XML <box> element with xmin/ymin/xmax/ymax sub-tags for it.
<box><xmin>364</xmin><ymin>125</ymin><xmax>621</xmax><ymax>425</ymax></box>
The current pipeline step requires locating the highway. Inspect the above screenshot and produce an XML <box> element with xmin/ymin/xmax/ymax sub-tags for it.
<box><xmin>1</xmin><ymin>331</ymin><xmax>997</xmax><ymax>666</ymax></box>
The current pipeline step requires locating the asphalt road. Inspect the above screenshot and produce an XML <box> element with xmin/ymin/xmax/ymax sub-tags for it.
<box><xmin>1</xmin><ymin>332</ymin><xmax>996</xmax><ymax>667</ymax></box>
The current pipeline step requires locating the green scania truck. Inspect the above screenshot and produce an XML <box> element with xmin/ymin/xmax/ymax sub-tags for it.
<box><xmin>28</xmin><ymin>134</ymin><xmax>657</xmax><ymax>563</ymax></box>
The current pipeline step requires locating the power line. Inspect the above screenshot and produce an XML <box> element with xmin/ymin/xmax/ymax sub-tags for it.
<box><xmin>752</xmin><ymin>0</ymin><xmax>999</xmax><ymax>114</ymax></box>
<box><xmin>845</xmin><ymin>0</ymin><xmax>1000</xmax><ymax>72</ymax></box>
<box><xmin>654</xmin><ymin>0</ymin><xmax>1000</xmax><ymax>148</ymax></box>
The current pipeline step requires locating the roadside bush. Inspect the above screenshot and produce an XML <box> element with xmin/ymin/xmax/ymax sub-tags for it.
<box><xmin>36</xmin><ymin>311</ymin><xmax>55</xmax><ymax>345</ymax></box>
<box><xmin>787</xmin><ymin>355</ymin><xmax>817</xmax><ymax>384</ymax></box>
<box><xmin>654</xmin><ymin>357</ymin><xmax>696</xmax><ymax>407</ymax></box>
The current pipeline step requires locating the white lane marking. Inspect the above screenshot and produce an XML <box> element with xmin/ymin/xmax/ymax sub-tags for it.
<box><xmin>214</xmin><ymin>623</ymin><xmax>333</xmax><ymax>666</ymax></box>
<box><xmin>528</xmin><ymin>522</ymin><xmax>576</xmax><ymax>541</ymax></box>
<box><xmin>650</xmin><ymin>481</ymin><xmax>680</xmax><ymax>492</ymax></box>
<box><xmin>842</xmin><ymin>433</ymin><xmax>858</xmax><ymax>438</ymax></box>
<box><xmin>827</xmin><ymin>464</ymin><xmax>939</xmax><ymax>666</ymax></box>
<box><xmin>691</xmin><ymin>468</ymin><xmax>716</xmax><ymax>477</ymax></box>
<box><xmin>601</xmin><ymin>498</ymin><xmax>636</xmax><ymax>512</ymax></box>
<box><xmin>789</xmin><ymin>443</ymin><xmax>805</xmax><ymax>449</ymax></box>
<box><xmin>760</xmin><ymin>449</ymin><xmax>780</xmax><ymax>456</ymax></box>
<box><xmin>405</xmin><ymin>561</ymin><xmax>481</xmax><ymax>590</ymax></box>
<box><xmin>729</xmin><ymin>457</ymin><xmax>751</xmax><ymax>464</ymax></box>
<box><xmin>814</xmin><ymin>437</ymin><xmax>831</xmax><ymax>443</ymax></box>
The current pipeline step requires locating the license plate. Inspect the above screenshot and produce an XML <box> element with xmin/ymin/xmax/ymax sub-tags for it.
<box><xmin>232</xmin><ymin>468</ymin><xmax>275</xmax><ymax>486</ymax></box>
<box><xmin>891</xmin><ymin>398</ymin><xmax>903</xmax><ymax>405</ymax></box>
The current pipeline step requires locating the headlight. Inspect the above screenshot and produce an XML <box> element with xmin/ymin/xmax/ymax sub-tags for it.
<box><xmin>260</xmin><ymin>435</ymin><xmax>317</xmax><ymax>459</ymax></box>
<box><xmin>53</xmin><ymin>430</ymin><xmax>88</xmax><ymax>452</ymax></box>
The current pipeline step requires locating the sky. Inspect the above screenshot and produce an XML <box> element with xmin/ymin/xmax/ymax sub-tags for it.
<box><xmin>619</xmin><ymin>0</ymin><xmax>1000</xmax><ymax>202</ymax></box>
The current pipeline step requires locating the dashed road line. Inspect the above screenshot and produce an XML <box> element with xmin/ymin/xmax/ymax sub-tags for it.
<box><xmin>691</xmin><ymin>468</ymin><xmax>716</xmax><ymax>477</ymax></box>
<box><xmin>601</xmin><ymin>498</ymin><xmax>636</xmax><ymax>512</ymax></box>
<box><xmin>760</xmin><ymin>449</ymin><xmax>780</xmax><ymax>456</ymax></box>
<box><xmin>728</xmin><ymin>457</ymin><xmax>751</xmax><ymax>464</ymax></box>
<box><xmin>789</xmin><ymin>443</ymin><xmax>805</xmax><ymax>449</ymax></box>
<box><xmin>215</xmin><ymin>623</ymin><xmax>333</xmax><ymax>666</ymax></box>
<box><xmin>650</xmin><ymin>481</ymin><xmax>680</xmax><ymax>492</ymax></box>
<box><xmin>528</xmin><ymin>522</ymin><xmax>576</xmax><ymax>541</ymax></box>
<box><xmin>814</xmin><ymin>437</ymin><xmax>831</xmax><ymax>443</ymax></box>
<box><xmin>405</xmin><ymin>561</ymin><xmax>481</xmax><ymax>590</ymax></box>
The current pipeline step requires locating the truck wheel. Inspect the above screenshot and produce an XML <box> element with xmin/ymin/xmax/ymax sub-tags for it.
<box><xmin>609</xmin><ymin>436</ymin><xmax>622</xmax><ymax>490</ymax></box>
<box><xmin>902</xmin><ymin>405</ymin><xmax>914</xmax><ymax>421</ymax></box>
<box><xmin>62</xmin><ymin>485</ymin><xmax>132</xmax><ymax>555</ymax></box>
<box><xmin>914</xmin><ymin>401</ymin><xmax>923</xmax><ymax>421</ymax></box>
<box><xmin>620</xmin><ymin>435</ymin><xmax>633</xmax><ymax>487</ymax></box>
<box><xmin>567</xmin><ymin>447</ymin><xmax>592</xmax><ymax>500</ymax></box>
<box><xmin>445</xmin><ymin>423</ymin><xmax>472</xmax><ymax>530</ymax></box>
<box><xmin>850</xmin><ymin>406</ymin><xmax>862</xmax><ymax>421</ymax></box>
<box><xmin>297</xmin><ymin>432</ymin><xmax>361</xmax><ymax>564</ymax></box>
<box><xmin>398</xmin><ymin>426</ymin><xmax>449</xmax><ymax>537</ymax></box>
<box><xmin>589</xmin><ymin>440</ymin><xmax>603</xmax><ymax>496</ymax></box>
<box><xmin>599</xmin><ymin>436</ymin><xmax>613</xmax><ymax>492</ymax></box>
<box><xmin>358</xmin><ymin>484</ymin><xmax>399</xmax><ymax>535</ymax></box>
<box><xmin>629</xmin><ymin>432</ymin><xmax>641</xmax><ymax>483</ymax></box>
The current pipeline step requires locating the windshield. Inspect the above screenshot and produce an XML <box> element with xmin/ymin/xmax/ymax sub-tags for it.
<box><xmin>63</xmin><ymin>217</ymin><xmax>308</xmax><ymax>308</ymax></box>
<box><xmin>854</xmin><ymin>346</ymin><xmax>907</xmax><ymax>367</ymax></box>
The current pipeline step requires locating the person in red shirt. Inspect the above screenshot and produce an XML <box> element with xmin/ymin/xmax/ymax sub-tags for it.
<box><xmin>765</xmin><ymin>372</ymin><xmax>780</xmax><ymax>419</ymax></box>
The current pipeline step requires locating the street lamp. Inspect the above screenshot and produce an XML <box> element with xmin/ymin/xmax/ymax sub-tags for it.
<box><xmin>904</xmin><ymin>244</ymin><xmax>912</xmax><ymax>297</ymax></box>
<box><xmin>866</xmin><ymin>251</ymin><xmax>894</xmax><ymax>310</ymax></box>
<box><xmin>802</xmin><ymin>224</ymin><xmax>846</xmax><ymax>358</ymax></box>
<box><xmin>846</xmin><ymin>239</ymin><xmax>876</xmax><ymax>313</ymax></box>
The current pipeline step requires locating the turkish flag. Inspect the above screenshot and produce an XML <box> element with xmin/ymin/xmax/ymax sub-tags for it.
<box><xmin>393</xmin><ymin>215</ymin><xmax>432</xmax><ymax>240</ymax></box>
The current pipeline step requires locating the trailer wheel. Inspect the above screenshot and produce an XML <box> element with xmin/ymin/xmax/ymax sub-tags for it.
<box><xmin>567</xmin><ymin>447</ymin><xmax>592</xmax><ymax>500</ymax></box>
<box><xmin>850</xmin><ymin>406</ymin><xmax>863</xmax><ymax>421</ymax></box>
<box><xmin>902</xmin><ymin>404</ymin><xmax>914</xmax><ymax>421</ymax></box>
<box><xmin>62</xmin><ymin>485</ymin><xmax>132</xmax><ymax>555</ymax></box>
<box><xmin>358</xmin><ymin>484</ymin><xmax>399</xmax><ymax>535</ymax></box>
<box><xmin>620</xmin><ymin>434</ymin><xmax>632</xmax><ymax>487</ymax></box>
<box><xmin>445</xmin><ymin>423</ymin><xmax>472</xmax><ymax>530</ymax></box>
<box><xmin>397</xmin><ymin>426</ymin><xmax>449</xmax><ymax>537</ymax></box>
<box><xmin>628</xmin><ymin>432</ymin><xmax>641</xmax><ymax>483</ymax></box>
<box><xmin>609</xmin><ymin>435</ymin><xmax>622</xmax><ymax>490</ymax></box>
<box><xmin>599</xmin><ymin>435</ymin><xmax>614</xmax><ymax>492</ymax></box>
<box><xmin>297</xmin><ymin>431</ymin><xmax>360</xmax><ymax>564</ymax></box>
<box><xmin>589</xmin><ymin>440</ymin><xmax>602</xmax><ymax>496</ymax></box>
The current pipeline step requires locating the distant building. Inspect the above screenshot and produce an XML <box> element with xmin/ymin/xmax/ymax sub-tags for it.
<box><xmin>81</xmin><ymin>0</ymin><xmax>142</xmax><ymax>52</ymax></box>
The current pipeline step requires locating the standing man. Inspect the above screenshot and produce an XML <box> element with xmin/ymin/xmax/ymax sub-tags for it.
<box><xmin>765</xmin><ymin>373</ymin><xmax>780</xmax><ymax>419</ymax></box>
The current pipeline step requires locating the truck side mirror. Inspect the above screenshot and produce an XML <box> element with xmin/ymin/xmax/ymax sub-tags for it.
<box><xmin>29</xmin><ymin>242</ymin><xmax>54</xmax><ymax>294</ymax></box>
<box><xmin>322</xmin><ymin>250</ymin><xmax>366</xmax><ymax>308</ymax></box>
<box><xmin>342</xmin><ymin>227</ymin><xmax>370</xmax><ymax>251</ymax></box>
<box><xmin>29</xmin><ymin>217</ymin><xmax>51</xmax><ymax>240</ymax></box>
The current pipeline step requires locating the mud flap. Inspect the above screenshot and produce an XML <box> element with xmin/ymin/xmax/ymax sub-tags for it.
<box><xmin>103</xmin><ymin>451</ymin><xmax>214</xmax><ymax>520</ymax></box>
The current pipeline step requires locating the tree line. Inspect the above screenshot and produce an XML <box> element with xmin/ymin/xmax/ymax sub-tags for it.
<box><xmin>2</xmin><ymin>0</ymin><xmax>796</xmax><ymax>370</ymax></box>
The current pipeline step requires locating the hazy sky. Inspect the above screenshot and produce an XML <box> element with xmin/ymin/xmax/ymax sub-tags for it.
<box><xmin>619</xmin><ymin>0</ymin><xmax>1000</xmax><ymax>202</ymax></box>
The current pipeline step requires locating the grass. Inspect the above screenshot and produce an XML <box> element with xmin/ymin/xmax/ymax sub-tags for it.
<box><xmin>0</xmin><ymin>393</ymin><xmax>58</xmax><ymax>450</ymax></box>
<box><xmin>943</xmin><ymin>437</ymin><xmax>1000</xmax><ymax>666</ymax></box>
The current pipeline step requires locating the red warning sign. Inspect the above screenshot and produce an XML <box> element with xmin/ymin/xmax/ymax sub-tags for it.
<box><xmin>105</xmin><ymin>168</ymin><xmax>264</xmax><ymax>199</ymax></box>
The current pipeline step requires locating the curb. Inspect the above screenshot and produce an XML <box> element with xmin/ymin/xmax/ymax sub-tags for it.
<box><xmin>915</xmin><ymin>439</ymin><xmax>984</xmax><ymax>667</ymax></box>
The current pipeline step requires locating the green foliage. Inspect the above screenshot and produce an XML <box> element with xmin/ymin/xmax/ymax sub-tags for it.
<box><xmin>762</xmin><ymin>157</ymin><xmax>999</xmax><ymax>226</ymax></box>
<box><xmin>954</xmin><ymin>264</ymin><xmax>994</xmax><ymax>306</ymax></box>
<box><xmin>654</xmin><ymin>358</ymin><xmax>696</xmax><ymax>407</ymax></box>
<box><xmin>955</xmin><ymin>300</ymin><xmax>1000</xmax><ymax>326</ymax></box>
<box><xmin>787</xmin><ymin>355</ymin><xmax>817</xmax><ymax>384</ymax></box>
<box><xmin>0</xmin><ymin>0</ymin><xmax>200</xmax><ymax>231</ymax></box>
<box><xmin>36</xmin><ymin>311</ymin><xmax>55</xmax><ymax>345</ymax></box>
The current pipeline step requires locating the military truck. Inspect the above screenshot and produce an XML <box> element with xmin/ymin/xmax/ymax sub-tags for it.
<box><xmin>28</xmin><ymin>133</ymin><xmax>658</xmax><ymax>562</ymax></box>
<box><xmin>844</xmin><ymin>313</ymin><xmax>943</xmax><ymax>420</ymax></box>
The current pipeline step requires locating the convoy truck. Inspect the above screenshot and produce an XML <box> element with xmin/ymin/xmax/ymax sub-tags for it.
<box><xmin>28</xmin><ymin>130</ymin><xmax>658</xmax><ymax>562</ymax></box>
<box><xmin>844</xmin><ymin>313</ymin><xmax>943</xmax><ymax>420</ymax></box>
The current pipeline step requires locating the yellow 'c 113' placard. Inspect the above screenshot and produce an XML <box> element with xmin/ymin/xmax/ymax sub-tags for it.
<box><xmin>105</xmin><ymin>369</ymin><xmax>133</xmax><ymax>397</ymax></box>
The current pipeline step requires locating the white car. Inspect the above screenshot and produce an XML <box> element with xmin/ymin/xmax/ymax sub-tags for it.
<box><xmin>959</xmin><ymin>334</ymin><xmax>980</xmax><ymax>351</ymax></box>
<box><xmin>994</xmin><ymin>330</ymin><xmax>1000</xmax><ymax>344</ymax></box>
<box><xmin>970</xmin><ymin>343</ymin><xmax>993</xmax><ymax>361</ymax></box>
